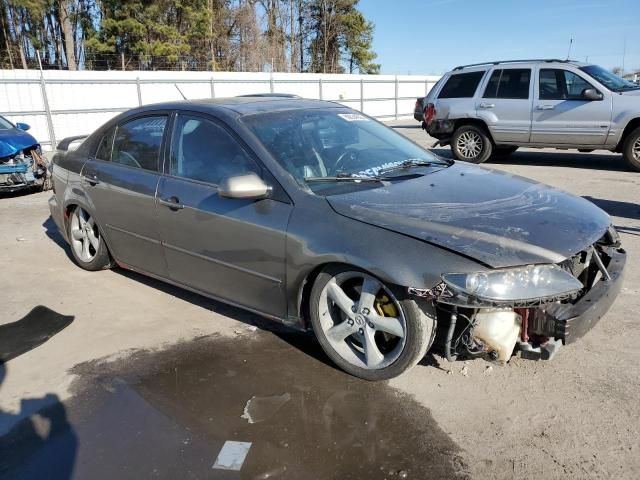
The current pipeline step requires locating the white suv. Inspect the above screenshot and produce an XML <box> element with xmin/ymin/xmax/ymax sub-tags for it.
<box><xmin>415</xmin><ymin>59</ymin><xmax>640</xmax><ymax>170</ymax></box>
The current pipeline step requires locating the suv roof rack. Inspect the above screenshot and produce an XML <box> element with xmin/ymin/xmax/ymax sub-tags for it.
<box><xmin>453</xmin><ymin>59</ymin><xmax>575</xmax><ymax>71</ymax></box>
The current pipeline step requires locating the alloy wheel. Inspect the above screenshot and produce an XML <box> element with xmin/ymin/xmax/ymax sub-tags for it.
<box><xmin>456</xmin><ymin>131</ymin><xmax>483</xmax><ymax>159</ymax></box>
<box><xmin>70</xmin><ymin>207</ymin><xmax>100</xmax><ymax>263</ymax></box>
<box><xmin>318</xmin><ymin>271</ymin><xmax>407</xmax><ymax>370</ymax></box>
<box><xmin>633</xmin><ymin>137</ymin><xmax>640</xmax><ymax>160</ymax></box>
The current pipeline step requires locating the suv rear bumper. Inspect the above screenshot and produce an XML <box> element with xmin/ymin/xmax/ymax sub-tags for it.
<box><xmin>426</xmin><ymin>119</ymin><xmax>454</xmax><ymax>138</ymax></box>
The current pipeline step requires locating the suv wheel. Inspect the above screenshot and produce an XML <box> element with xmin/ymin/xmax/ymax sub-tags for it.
<box><xmin>622</xmin><ymin>126</ymin><xmax>640</xmax><ymax>172</ymax></box>
<box><xmin>451</xmin><ymin>125</ymin><xmax>493</xmax><ymax>163</ymax></box>
<box><xmin>309</xmin><ymin>266</ymin><xmax>435</xmax><ymax>381</ymax></box>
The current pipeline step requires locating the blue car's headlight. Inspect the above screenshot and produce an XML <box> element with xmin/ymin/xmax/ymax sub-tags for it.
<box><xmin>442</xmin><ymin>265</ymin><xmax>583</xmax><ymax>302</ymax></box>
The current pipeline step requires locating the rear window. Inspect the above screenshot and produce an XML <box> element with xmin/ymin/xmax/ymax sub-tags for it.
<box><xmin>438</xmin><ymin>71</ymin><xmax>485</xmax><ymax>98</ymax></box>
<box><xmin>483</xmin><ymin>69</ymin><xmax>531</xmax><ymax>99</ymax></box>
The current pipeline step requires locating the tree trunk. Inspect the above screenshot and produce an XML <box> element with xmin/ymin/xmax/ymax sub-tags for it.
<box><xmin>58</xmin><ymin>0</ymin><xmax>77</xmax><ymax>70</ymax></box>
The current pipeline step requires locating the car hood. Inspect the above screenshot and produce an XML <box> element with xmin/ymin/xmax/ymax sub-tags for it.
<box><xmin>327</xmin><ymin>163</ymin><xmax>611</xmax><ymax>268</ymax></box>
<box><xmin>0</xmin><ymin>128</ymin><xmax>38</xmax><ymax>158</ymax></box>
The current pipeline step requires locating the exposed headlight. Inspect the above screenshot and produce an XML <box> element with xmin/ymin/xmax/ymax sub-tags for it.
<box><xmin>442</xmin><ymin>265</ymin><xmax>583</xmax><ymax>302</ymax></box>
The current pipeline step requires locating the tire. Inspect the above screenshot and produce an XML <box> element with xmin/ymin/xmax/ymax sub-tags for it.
<box><xmin>493</xmin><ymin>146</ymin><xmax>518</xmax><ymax>158</ymax></box>
<box><xmin>67</xmin><ymin>205</ymin><xmax>113</xmax><ymax>271</ymax></box>
<box><xmin>309</xmin><ymin>265</ymin><xmax>436</xmax><ymax>381</ymax></box>
<box><xmin>450</xmin><ymin>125</ymin><xmax>493</xmax><ymax>164</ymax></box>
<box><xmin>622</xmin><ymin>127</ymin><xmax>640</xmax><ymax>172</ymax></box>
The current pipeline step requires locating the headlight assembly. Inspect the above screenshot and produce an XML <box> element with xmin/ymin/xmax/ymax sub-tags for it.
<box><xmin>442</xmin><ymin>264</ymin><xmax>583</xmax><ymax>303</ymax></box>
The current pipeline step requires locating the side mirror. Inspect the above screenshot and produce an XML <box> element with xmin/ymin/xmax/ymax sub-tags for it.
<box><xmin>15</xmin><ymin>122</ymin><xmax>30</xmax><ymax>131</ymax></box>
<box><xmin>582</xmin><ymin>88</ymin><xmax>603</xmax><ymax>101</ymax></box>
<box><xmin>218</xmin><ymin>172</ymin><xmax>271</xmax><ymax>200</ymax></box>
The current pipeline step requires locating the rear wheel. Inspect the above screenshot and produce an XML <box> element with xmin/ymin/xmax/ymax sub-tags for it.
<box><xmin>309</xmin><ymin>266</ymin><xmax>435</xmax><ymax>380</ymax></box>
<box><xmin>622</xmin><ymin>127</ymin><xmax>640</xmax><ymax>172</ymax></box>
<box><xmin>68</xmin><ymin>206</ymin><xmax>112</xmax><ymax>271</ymax></box>
<box><xmin>451</xmin><ymin>125</ymin><xmax>493</xmax><ymax>163</ymax></box>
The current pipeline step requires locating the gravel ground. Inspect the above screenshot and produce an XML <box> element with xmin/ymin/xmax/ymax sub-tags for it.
<box><xmin>1</xmin><ymin>121</ymin><xmax>639</xmax><ymax>479</ymax></box>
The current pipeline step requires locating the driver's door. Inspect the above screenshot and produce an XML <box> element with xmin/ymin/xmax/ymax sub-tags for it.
<box><xmin>156</xmin><ymin>112</ymin><xmax>293</xmax><ymax>318</ymax></box>
<box><xmin>530</xmin><ymin>68</ymin><xmax>612</xmax><ymax>145</ymax></box>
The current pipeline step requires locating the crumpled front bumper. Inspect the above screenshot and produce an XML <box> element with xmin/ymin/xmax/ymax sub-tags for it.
<box><xmin>532</xmin><ymin>245</ymin><xmax>626</xmax><ymax>344</ymax></box>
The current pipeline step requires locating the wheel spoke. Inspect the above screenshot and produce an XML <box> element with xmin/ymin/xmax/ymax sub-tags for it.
<box><xmin>77</xmin><ymin>208</ymin><xmax>86</xmax><ymax>227</ymax></box>
<box><xmin>327</xmin><ymin>320</ymin><xmax>355</xmax><ymax>343</ymax></box>
<box><xmin>363</xmin><ymin>328</ymin><xmax>384</xmax><ymax>368</ymax></box>
<box><xmin>81</xmin><ymin>237</ymin><xmax>90</xmax><ymax>260</ymax></box>
<box><xmin>358</xmin><ymin>276</ymin><xmax>380</xmax><ymax>313</ymax></box>
<box><xmin>326</xmin><ymin>281</ymin><xmax>355</xmax><ymax>318</ymax></box>
<box><xmin>87</xmin><ymin>229</ymin><xmax>99</xmax><ymax>250</ymax></box>
<box><xmin>370</xmin><ymin>314</ymin><xmax>405</xmax><ymax>338</ymax></box>
<box><xmin>71</xmin><ymin>228</ymin><xmax>83</xmax><ymax>241</ymax></box>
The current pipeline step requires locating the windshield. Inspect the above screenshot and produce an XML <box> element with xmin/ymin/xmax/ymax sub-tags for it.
<box><xmin>0</xmin><ymin>116</ymin><xmax>15</xmax><ymax>130</ymax></box>
<box><xmin>243</xmin><ymin>108</ymin><xmax>448</xmax><ymax>191</ymax></box>
<box><xmin>580</xmin><ymin>65</ymin><xmax>639</xmax><ymax>92</ymax></box>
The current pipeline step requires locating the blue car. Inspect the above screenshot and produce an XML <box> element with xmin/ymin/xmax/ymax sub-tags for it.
<box><xmin>0</xmin><ymin>115</ymin><xmax>49</xmax><ymax>193</ymax></box>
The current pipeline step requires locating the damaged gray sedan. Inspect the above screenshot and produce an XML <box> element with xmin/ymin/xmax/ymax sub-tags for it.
<box><xmin>48</xmin><ymin>98</ymin><xmax>626</xmax><ymax>380</ymax></box>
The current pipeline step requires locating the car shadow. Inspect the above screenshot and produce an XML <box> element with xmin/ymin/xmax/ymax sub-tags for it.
<box><xmin>113</xmin><ymin>268</ymin><xmax>339</xmax><ymax>372</ymax></box>
<box><xmin>42</xmin><ymin>216</ymin><xmax>74</xmax><ymax>262</ymax></box>
<box><xmin>583</xmin><ymin>196</ymin><xmax>640</xmax><ymax>221</ymax></box>
<box><xmin>428</xmin><ymin>146</ymin><xmax>629</xmax><ymax>172</ymax></box>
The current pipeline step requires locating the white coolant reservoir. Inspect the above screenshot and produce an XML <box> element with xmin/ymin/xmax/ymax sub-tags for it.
<box><xmin>472</xmin><ymin>309</ymin><xmax>522</xmax><ymax>363</ymax></box>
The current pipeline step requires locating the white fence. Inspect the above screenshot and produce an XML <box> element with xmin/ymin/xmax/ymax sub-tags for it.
<box><xmin>0</xmin><ymin>70</ymin><xmax>441</xmax><ymax>150</ymax></box>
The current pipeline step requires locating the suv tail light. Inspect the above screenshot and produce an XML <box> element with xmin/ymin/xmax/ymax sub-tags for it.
<box><xmin>423</xmin><ymin>103</ymin><xmax>436</xmax><ymax>127</ymax></box>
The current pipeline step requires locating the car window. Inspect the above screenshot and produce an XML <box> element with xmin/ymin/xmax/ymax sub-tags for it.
<box><xmin>483</xmin><ymin>69</ymin><xmax>531</xmax><ymax>99</ymax></box>
<box><xmin>539</xmin><ymin>69</ymin><xmax>594</xmax><ymax>100</ymax></box>
<box><xmin>170</xmin><ymin>114</ymin><xmax>260</xmax><ymax>185</ymax></box>
<box><xmin>0</xmin><ymin>116</ymin><xmax>14</xmax><ymax>130</ymax></box>
<box><xmin>112</xmin><ymin>116</ymin><xmax>167</xmax><ymax>171</ymax></box>
<box><xmin>438</xmin><ymin>71</ymin><xmax>485</xmax><ymax>98</ymax></box>
<box><xmin>95</xmin><ymin>127</ymin><xmax>115</xmax><ymax>161</ymax></box>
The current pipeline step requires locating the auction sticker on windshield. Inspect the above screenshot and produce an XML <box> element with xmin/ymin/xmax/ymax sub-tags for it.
<box><xmin>338</xmin><ymin>113</ymin><xmax>369</xmax><ymax>121</ymax></box>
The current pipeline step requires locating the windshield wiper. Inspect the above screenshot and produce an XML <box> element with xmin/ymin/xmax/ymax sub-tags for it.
<box><xmin>304</xmin><ymin>173</ymin><xmax>384</xmax><ymax>183</ymax></box>
<box><xmin>378</xmin><ymin>158</ymin><xmax>448</xmax><ymax>175</ymax></box>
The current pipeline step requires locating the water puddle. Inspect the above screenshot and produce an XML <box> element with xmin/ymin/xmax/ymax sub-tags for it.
<box><xmin>1</xmin><ymin>330</ymin><xmax>467</xmax><ymax>479</ymax></box>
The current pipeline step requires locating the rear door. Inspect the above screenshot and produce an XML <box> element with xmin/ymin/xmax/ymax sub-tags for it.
<box><xmin>82</xmin><ymin>114</ymin><xmax>169</xmax><ymax>276</ymax></box>
<box><xmin>477</xmin><ymin>67</ymin><xmax>533</xmax><ymax>143</ymax></box>
<box><xmin>156</xmin><ymin>112</ymin><xmax>292</xmax><ymax>318</ymax></box>
<box><xmin>530</xmin><ymin>67</ymin><xmax>612</xmax><ymax>145</ymax></box>
<box><xmin>434</xmin><ymin>70</ymin><xmax>487</xmax><ymax>122</ymax></box>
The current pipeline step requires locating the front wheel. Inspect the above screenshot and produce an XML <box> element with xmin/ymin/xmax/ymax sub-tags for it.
<box><xmin>450</xmin><ymin>125</ymin><xmax>493</xmax><ymax>163</ymax></box>
<box><xmin>309</xmin><ymin>266</ymin><xmax>435</xmax><ymax>380</ymax></box>
<box><xmin>622</xmin><ymin>127</ymin><xmax>640</xmax><ymax>172</ymax></box>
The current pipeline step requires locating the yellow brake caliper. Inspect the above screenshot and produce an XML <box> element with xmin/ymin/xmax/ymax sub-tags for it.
<box><xmin>375</xmin><ymin>294</ymin><xmax>398</xmax><ymax>318</ymax></box>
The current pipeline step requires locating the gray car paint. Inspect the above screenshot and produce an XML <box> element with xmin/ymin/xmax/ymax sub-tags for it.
<box><xmin>49</xmin><ymin>97</ymin><xmax>612</xmax><ymax>329</ymax></box>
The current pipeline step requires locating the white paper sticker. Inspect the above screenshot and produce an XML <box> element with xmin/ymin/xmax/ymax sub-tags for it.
<box><xmin>338</xmin><ymin>113</ymin><xmax>369</xmax><ymax>121</ymax></box>
<box><xmin>212</xmin><ymin>441</ymin><xmax>252</xmax><ymax>471</ymax></box>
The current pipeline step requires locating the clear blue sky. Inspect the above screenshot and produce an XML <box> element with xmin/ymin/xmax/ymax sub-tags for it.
<box><xmin>359</xmin><ymin>0</ymin><xmax>640</xmax><ymax>75</ymax></box>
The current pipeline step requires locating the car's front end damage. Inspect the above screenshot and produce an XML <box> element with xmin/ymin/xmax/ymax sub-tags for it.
<box><xmin>0</xmin><ymin>140</ymin><xmax>50</xmax><ymax>193</ymax></box>
<box><xmin>410</xmin><ymin>227</ymin><xmax>626</xmax><ymax>363</ymax></box>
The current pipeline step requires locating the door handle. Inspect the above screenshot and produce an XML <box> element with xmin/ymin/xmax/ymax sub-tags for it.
<box><xmin>478</xmin><ymin>103</ymin><xmax>495</xmax><ymax>109</ymax></box>
<box><xmin>158</xmin><ymin>196</ymin><xmax>184</xmax><ymax>210</ymax></box>
<box><xmin>536</xmin><ymin>105</ymin><xmax>555</xmax><ymax>110</ymax></box>
<box><xmin>82</xmin><ymin>173</ymin><xmax>100</xmax><ymax>185</ymax></box>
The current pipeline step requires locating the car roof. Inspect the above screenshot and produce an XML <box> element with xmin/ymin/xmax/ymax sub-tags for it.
<box><xmin>452</xmin><ymin>59</ymin><xmax>589</xmax><ymax>72</ymax></box>
<box><xmin>123</xmin><ymin>97</ymin><xmax>343</xmax><ymax>118</ymax></box>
